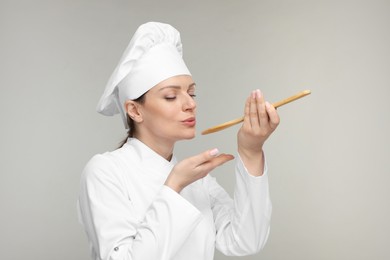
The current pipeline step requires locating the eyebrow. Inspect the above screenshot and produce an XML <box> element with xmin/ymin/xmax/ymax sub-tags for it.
<box><xmin>158</xmin><ymin>82</ymin><xmax>196</xmax><ymax>91</ymax></box>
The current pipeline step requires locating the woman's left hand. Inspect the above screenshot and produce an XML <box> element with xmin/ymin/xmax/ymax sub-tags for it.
<box><xmin>237</xmin><ymin>89</ymin><xmax>280</xmax><ymax>175</ymax></box>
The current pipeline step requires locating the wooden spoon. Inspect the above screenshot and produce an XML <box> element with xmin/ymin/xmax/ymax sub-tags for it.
<box><xmin>201</xmin><ymin>90</ymin><xmax>311</xmax><ymax>135</ymax></box>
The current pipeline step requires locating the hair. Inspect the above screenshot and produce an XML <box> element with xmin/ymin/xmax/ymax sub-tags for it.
<box><xmin>118</xmin><ymin>93</ymin><xmax>146</xmax><ymax>148</ymax></box>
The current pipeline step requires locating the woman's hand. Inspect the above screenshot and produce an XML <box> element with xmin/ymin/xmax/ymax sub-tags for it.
<box><xmin>165</xmin><ymin>149</ymin><xmax>234</xmax><ymax>193</ymax></box>
<box><xmin>237</xmin><ymin>89</ymin><xmax>280</xmax><ymax>176</ymax></box>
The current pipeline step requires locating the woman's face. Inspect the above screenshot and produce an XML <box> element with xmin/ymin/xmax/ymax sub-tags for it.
<box><xmin>135</xmin><ymin>75</ymin><xmax>197</xmax><ymax>144</ymax></box>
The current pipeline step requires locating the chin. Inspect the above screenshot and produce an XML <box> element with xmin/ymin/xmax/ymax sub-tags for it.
<box><xmin>186</xmin><ymin>135</ymin><xmax>196</xmax><ymax>140</ymax></box>
<box><xmin>181</xmin><ymin>130</ymin><xmax>196</xmax><ymax>140</ymax></box>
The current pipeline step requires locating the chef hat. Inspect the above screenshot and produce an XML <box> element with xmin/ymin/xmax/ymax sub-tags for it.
<box><xmin>96</xmin><ymin>22</ymin><xmax>191</xmax><ymax>128</ymax></box>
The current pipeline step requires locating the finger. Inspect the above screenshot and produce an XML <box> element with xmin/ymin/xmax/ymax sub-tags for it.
<box><xmin>255</xmin><ymin>89</ymin><xmax>268</xmax><ymax>128</ymax></box>
<box><xmin>249</xmin><ymin>90</ymin><xmax>260</xmax><ymax>128</ymax></box>
<box><xmin>190</xmin><ymin>148</ymin><xmax>221</xmax><ymax>167</ymax></box>
<box><xmin>243</xmin><ymin>95</ymin><xmax>251</xmax><ymax>128</ymax></box>
<box><xmin>265</xmin><ymin>101</ymin><xmax>280</xmax><ymax>129</ymax></box>
<box><xmin>197</xmin><ymin>153</ymin><xmax>235</xmax><ymax>172</ymax></box>
<box><xmin>212</xmin><ymin>153</ymin><xmax>235</xmax><ymax>166</ymax></box>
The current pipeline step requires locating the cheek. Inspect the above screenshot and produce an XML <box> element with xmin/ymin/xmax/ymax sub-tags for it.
<box><xmin>157</xmin><ymin>104</ymin><xmax>180</xmax><ymax>119</ymax></box>
<box><xmin>148</xmin><ymin>106</ymin><xmax>177</xmax><ymax>124</ymax></box>
<box><xmin>142</xmin><ymin>100</ymin><xmax>181</xmax><ymax>124</ymax></box>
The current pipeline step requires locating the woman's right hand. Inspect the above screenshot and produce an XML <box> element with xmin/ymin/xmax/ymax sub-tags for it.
<box><xmin>164</xmin><ymin>149</ymin><xmax>234</xmax><ymax>193</ymax></box>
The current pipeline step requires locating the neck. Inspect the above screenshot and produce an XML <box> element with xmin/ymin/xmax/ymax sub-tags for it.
<box><xmin>134</xmin><ymin>134</ymin><xmax>175</xmax><ymax>161</ymax></box>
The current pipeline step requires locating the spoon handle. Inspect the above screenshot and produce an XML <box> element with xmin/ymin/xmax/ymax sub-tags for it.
<box><xmin>201</xmin><ymin>90</ymin><xmax>311</xmax><ymax>135</ymax></box>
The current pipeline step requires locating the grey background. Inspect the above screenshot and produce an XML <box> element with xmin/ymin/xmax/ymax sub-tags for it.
<box><xmin>1</xmin><ymin>0</ymin><xmax>389</xmax><ymax>259</ymax></box>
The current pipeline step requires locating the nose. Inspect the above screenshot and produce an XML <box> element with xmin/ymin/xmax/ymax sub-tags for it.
<box><xmin>183</xmin><ymin>94</ymin><xmax>196</xmax><ymax>111</ymax></box>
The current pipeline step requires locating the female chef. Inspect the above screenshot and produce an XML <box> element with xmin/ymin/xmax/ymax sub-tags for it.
<box><xmin>78</xmin><ymin>22</ymin><xmax>279</xmax><ymax>260</ymax></box>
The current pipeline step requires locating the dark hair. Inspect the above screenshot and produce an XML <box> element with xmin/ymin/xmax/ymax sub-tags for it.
<box><xmin>118</xmin><ymin>93</ymin><xmax>146</xmax><ymax>148</ymax></box>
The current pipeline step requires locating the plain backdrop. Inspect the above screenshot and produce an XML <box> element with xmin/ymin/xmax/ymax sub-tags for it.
<box><xmin>1</xmin><ymin>0</ymin><xmax>389</xmax><ymax>259</ymax></box>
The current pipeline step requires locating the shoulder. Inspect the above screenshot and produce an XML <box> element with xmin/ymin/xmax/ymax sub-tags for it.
<box><xmin>81</xmin><ymin>147</ymin><xmax>134</xmax><ymax>184</ymax></box>
<box><xmin>84</xmin><ymin>152</ymin><xmax>118</xmax><ymax>173</ymax></box>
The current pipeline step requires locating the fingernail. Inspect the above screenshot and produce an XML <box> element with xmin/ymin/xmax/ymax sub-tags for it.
<box><xmin>209</xmin><ymin>148</ymin><xmax>219</xmax><ymax>156</ymax></box>
<box><xmin>265</xmin><ymin>101</ymin><xmax>271</xmax><ymax>109</ymax></box>
<box><xmin>251</xmin><ymin>91</ymin><xmax>256</xmax><ymax>99</ymax></box>
<box><xmin>256</xmin><ymin>89</ymin><xmax>262</xmax><ymax>99</ymax></box>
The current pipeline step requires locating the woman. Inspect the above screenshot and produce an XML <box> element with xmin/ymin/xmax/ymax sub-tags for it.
<box><xmin>78</xmin><ymin>22</ymin><xmax>279</xmax><ymax>260</ymax></box>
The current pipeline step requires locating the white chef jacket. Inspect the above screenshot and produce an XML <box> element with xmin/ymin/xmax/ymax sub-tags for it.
<box><xmin>78</xmin><ymin>138</ymin><xmax>271</xmax><ymax>260</ymax></box>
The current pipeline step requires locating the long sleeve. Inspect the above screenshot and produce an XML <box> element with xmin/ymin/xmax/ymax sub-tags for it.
<box><xmin>78</xmin><ymin>154</ymin><xmax>203</xmax><ymax>260</ymax></box>
<box><xmin>207</xmin><ymin>154</ymin><xmax>272</xmax><ymax>256</ymax></box>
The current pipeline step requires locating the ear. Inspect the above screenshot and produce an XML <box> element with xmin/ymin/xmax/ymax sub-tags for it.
<box><xmin>125</xmin><ymin>100</ymin><xmax>143</xmax><ymax>123</ymax></box>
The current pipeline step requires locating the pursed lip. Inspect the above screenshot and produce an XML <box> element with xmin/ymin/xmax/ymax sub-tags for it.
<box><xmin>182</xmin><ymin>117</ymin><xmax>196</xmax><ymax>127</ymax></box>
<box><xmin>182</xmin><ymin>117</ymin><xmax>196</xmax><ymax>122</ymax></box>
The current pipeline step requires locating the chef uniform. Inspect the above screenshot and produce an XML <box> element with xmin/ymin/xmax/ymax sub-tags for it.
<box><xmin>78</xmin><ymin>22</ymin><xmax>272</xmax><ymax>260</ymax></box>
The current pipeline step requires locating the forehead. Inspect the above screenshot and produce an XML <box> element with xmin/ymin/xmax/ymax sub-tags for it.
<box><xmin>153</xmin><ymin>75</ymin><xmax>195</xmax><ymax>91</ymax></box>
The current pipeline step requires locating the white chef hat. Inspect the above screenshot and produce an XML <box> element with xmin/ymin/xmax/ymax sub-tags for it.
<box><xmin>96</xmin><ymin>22</ymin><xmax>191</xmax><ymax>128</ymax></box>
